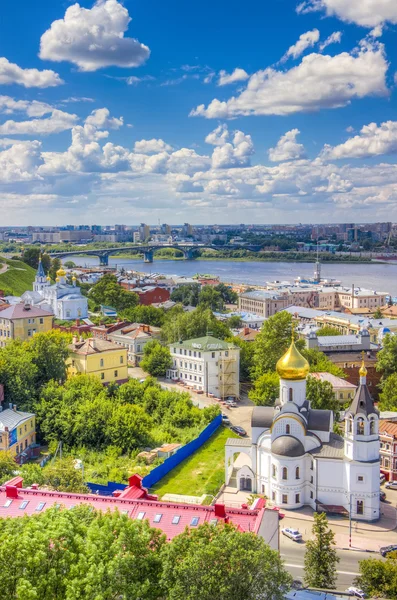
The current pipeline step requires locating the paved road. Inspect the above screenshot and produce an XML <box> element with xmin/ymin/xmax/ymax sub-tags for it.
<box><xmin>280</xmin><ymin>534</ymin><xmax>377</xmax><ymax>590</ymax></box>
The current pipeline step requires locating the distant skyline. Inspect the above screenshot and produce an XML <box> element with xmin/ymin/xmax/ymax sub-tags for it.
<box><xmin>1</xmin><ymin>0</ymin><xmax>397</xmax><ymax>225</ymax></box>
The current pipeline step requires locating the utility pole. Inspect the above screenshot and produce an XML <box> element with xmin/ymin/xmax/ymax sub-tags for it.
<box><xmin>349</xmin><ymin>493</ymin><xmax>352</xmax><ymax>549</ymax></box>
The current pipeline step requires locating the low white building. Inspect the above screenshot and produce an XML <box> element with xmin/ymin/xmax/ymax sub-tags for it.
<box><xmin>225</xmin><ymin>339</ymin><xmax>380</xmax><ymax>521</ymax></box>
<box><xmin>167</xmin><ymin>335</ymin><xmax>240</xmax><ymax>398</ymax></box>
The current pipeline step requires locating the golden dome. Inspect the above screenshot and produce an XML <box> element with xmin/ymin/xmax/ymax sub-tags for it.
<box><xmin>72</xmin><ymin>275</ymin><xmax>77</xmax><ymax>281</ymax></box>
<box><xmin>56</xmin><ymin>267</ymin><xmax>66</xmax><ymax>278</ymax></box>
<box><xmin>55</xmin><ymin>277</ymin><xmax>60</xmax><ymax>283</ymax></box>
<box><xmin>359</xmin><ymin>360</ymin><xmax>367</xmax><ymax>378</ymax></box>
<box><xmin>46</xmin><ymin>276</ymin><xmax>51</xmax><ymax>281</ymax></box>
<box><xmin>276</xmin><ymin>339</ymin><xmax>310</xmax><ymax>381</ymax></box>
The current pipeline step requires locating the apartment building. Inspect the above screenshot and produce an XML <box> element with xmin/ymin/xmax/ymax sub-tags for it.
<box><xmin>0</xmin><ymin>407</ymin><xmax>36</xmax><ymax>464</ymax></box>
<box><xmin>67</xmin><ymin>337</ymin><xmax>128</xmax><ymax>385</ymax></box>
<box><xmin>379</xmin><ymin>421</ymin><xmax>397</xmax><ymax>482</ymax></box>
<box><xmin>0</xmin><ymin>303</ymin><xmax>53</xmax><ymax>346</ymax></box>
<box><xmin>167</xmin><ymin>335</ymin><xmax>240</xmax><ymax>398</ymax></box>
<box><xmin>238</xmin><ymin>290</ymin><xmax>288</xmax><ymax>317</ymax></box>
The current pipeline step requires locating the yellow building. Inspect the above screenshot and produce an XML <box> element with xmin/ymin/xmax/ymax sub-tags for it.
<box><xmin>0</xmin><ymin>303</ymin><xmax>53</xmax><ymax>347</ymax></box>
<box><xmin>0</xmin><ymin>407</ymin><xmax>36</xmax><ymax>463</ymax></box>
<box><xmin>310</xmin><ymin>372</ymin><xmax>357</xmax><ymax>404</ymax></box>
<box><xmin>68</xmin><ymin>337</ymin><xmax>128</xmax><ymax>385</ymax></box>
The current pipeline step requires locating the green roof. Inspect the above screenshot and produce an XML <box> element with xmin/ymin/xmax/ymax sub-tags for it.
<box><xmin>171</xmin><ymin>335</ymin><xmax>235</xmax><ymax>352</ymax></box>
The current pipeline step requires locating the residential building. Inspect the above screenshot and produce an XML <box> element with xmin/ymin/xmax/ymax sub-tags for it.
<box><xmin>182</xmin><ymin>223</ymin><xmax>193</xmax><ymax>237</ymax></box>
<box><xmin>304</xmin><ymin>328</ymin><xmax>371</xmax><ymax>353</ymax></box>
<box><xmin>22</xmin><ymin>264</ymin><xmax>88</xmax><ymax>321</ymax></box>
<box><xmin>161</xmin><ymin>223</ymin><xmax>171</xmax><ymax>234</ymax></box>
<box><xmin>310</xmin><ymin>372</ymin><xmax>357</xmax><ymax>403</ymax></box>
<box><xmin>91</xmin><ymin>321</ymin><xmax>131</xmax><ymax>340</ymax></box>
<box><xmin>226</xmin><ymin>345</ymin><xmax>380</xmax><ymax>521</ymax></box>
<box><xmin>0</xmin><ymin>474</ymin><xmax>279</xmax><ymax>548</ymax></box>
<box><xmin>139</xmin><ymin>223</ymin><xmax>150</xmax><ymax>241</ymax></box>
<box><xmin>0</xmin><ymin>407</ymin><xmax>36</xmax><ymax>464</ymax></box>
<box><xmin>0</xmin><ymin>303</ymin><xmax>53</xmax><ymax>346</ymax></box>
<box><xmin>235</xmin><ymin>327</ymin><xmax>261</xmax><ymax>342</ymax></box>
<box><xmin>67</xmin><ymin>337</ymin><xmax>128</xmax><ymax>385</ymax></box>
<box><xmin>167</xmin><ymin>336</ymin><xmax>240</xmax><ymax>398</ymax></box>
<box><xmin>238</xmin><ymin>290</ymin><xmax>288</xmax><ymax>318</ymax></box>
<box><xmin>31</xmin><ymin>231</ymin><xmax>61</xmax><ymax>243</ymax></box>
<box><xmin>107</xmin><ymin>323</ymin><xmax>162</xmax><ymax>365</ymax></box>
<box><xmin>134</xmin><ymin>286</ymin><xmax>170</xmax><ymax>306</ymax></box>
<box><xmin>379</xmin><ymin>421</ymin><xmax>397</xmax><ymax>482</ymax></box>
<box><xmin>133</xmin><ymin>231</ymin><xmax>141</xmax><ymax>243</ymax></box>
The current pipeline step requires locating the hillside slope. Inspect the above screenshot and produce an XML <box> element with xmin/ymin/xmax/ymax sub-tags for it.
<box><xmin>0</xmin><ymin>258</ymin><xmax>36</xmax><ymax>296</ymax></box>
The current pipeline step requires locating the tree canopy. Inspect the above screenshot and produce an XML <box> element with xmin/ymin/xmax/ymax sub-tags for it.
<box><xmin>252</xmin><ymin>312</ymin><xmax>300</xmax><ymax>378</ymax></box>
<box><xmin>304</xmin><ymin>512</ymin><xmax>339</xmax><ymax>589</ymax></box>
<box><xmin>161</xmin><ymin>306</ymin><xmax>231</xmax><ymax>344</ymax></box>
<box><xmin>197</xmin><ymin>286</ymin><xmax>224</xmax><ymax>311</ymax></box>
<box><xmin>378</xmin><ymin>372</ymin><xmax>397</xmax><ymax>411</ymax></box>
<box><xmin>316</xmin><ymin>326</ymin><xmax>342</xmax><ymax>337</ymax></box>
<box><xmin>120</xmin><ymin>304</ymin><xmax>166</xmax><ymax>327</ymax></box>
<box><xmin>306</xmin><ymin>376</ymin><xmax>340</xmax><ymax>413</ymax></box>
<box><xmin>355</xmin><ymin>556</ymin><xmax>397</xmax><ymax>599</ymax></box>
<box><xmin>170</xmin><ymin>284</ymin><xmax>201</xmax><ymax>306</ymax></box>
<box><xmin>140</xmin><ymin>340</ymin><xmax>173</xmax><ymax>377</ymax></box>
<box><xmin>89</xmin><ymin>273</ymin><xmax>139</xmax><ymax>312</ymax></box>
<box><xmin>377</xmin><ymin>333</ymin><xmax>397</xmax><ymax>379</ymax></box>
<box><xmin>249</xmin><ymin>372</ymin><xmax>279</xmax><ymax>406</ymax></box>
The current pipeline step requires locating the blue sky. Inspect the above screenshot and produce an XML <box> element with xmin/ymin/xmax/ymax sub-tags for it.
<box><xmin>1</xmin><ymin>0</ymin><xmax>397</xmax><ymax>225</ymax></box>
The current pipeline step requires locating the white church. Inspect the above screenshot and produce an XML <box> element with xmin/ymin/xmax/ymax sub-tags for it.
<box><xmin>21</xmin><ymin>261</ymin><xmax>88</xmax><ymax>321</ymax></box>
<box><xmin>225</xmin><ymin>337</ymin><xmax>380</xmax><ymax>521</ymax></box>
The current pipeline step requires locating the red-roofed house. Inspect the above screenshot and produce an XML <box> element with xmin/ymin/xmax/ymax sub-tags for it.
<box><xmin>0</xmin><ymin>474</ymin><xmax>279</xmax><ymax>547</ymax></box>
<box><xmin>380</xmin><ymin>420</ymin><xmax>397</xmax><ymax>482</ymax></box>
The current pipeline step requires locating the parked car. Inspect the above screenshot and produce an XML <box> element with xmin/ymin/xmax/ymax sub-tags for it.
<box><xmin>346</xmin><ymin>586</ymin><xmax>366</xmax><ymax>598</ymax></box>
<box><xmin>221</xmin><ymin>414</ymin><xmax>230</xmax><ymax>425</ymax></box>
<box><xmin>380</xmin><ymin>544</ymin><xmax>397</xmax><ymax>557</ymax></box>
<box><xmin>230</xmin><ymin>425</ymin><xmax>247</xmax><ymax>436</ymax></box>
<box><xmin>380</xmin><ymin>490</ymin><xmax>386</xmax><ymax>502</ymax></box>
<box><xmin>282</xmin><ymin>527</ymin><xmax>302</xmax><ymax>542</ymax></box>
<box><xmin>385</xmin><ymin>481</ymin><xmax>397</xmax><ymax>490</ymax></box>
<box><xmin>226</xmin><ymin>401</ymin><xmax>237</xmax><ymax>408</ymax></box>
<box><xmin>380</xmin><ymin>473</ymin><xmax>386</xmax><ymax>484</ymax></box>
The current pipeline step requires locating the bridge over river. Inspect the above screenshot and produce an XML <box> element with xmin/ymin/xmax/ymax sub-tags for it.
<box><xmin>49</xmin><ymin>244</ymin><xmax>262</xmax><ymax>265</ymax></box>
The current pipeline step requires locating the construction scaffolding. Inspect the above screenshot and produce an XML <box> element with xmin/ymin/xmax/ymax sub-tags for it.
<box><xmin>219</xmin><ymin>355</ymin><xmax>239</xmax><ymax>399</ymax></box>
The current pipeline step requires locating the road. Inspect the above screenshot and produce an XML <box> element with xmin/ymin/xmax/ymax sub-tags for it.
<box><xmin>280</xmin><ymin>534</ymin><xmax>377</xmax><ymax>590</ymax></box>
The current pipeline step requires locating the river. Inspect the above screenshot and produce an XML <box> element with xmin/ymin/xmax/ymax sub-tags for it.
<box><xmin>68</xmin><ymin>256</ymin><xmax>397</xmax><ymax>296</ymax></box>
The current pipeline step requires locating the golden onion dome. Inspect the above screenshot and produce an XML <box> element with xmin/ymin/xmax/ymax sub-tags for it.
<box><xmin>359</xmin><ymin>360</ymin><xmax>367</xmax><ymax>378</ymax></box>
<box><xmin>46</xmin><ymin>276</ymin><xmax>51</xmax><ymax>281</ymax></box>
<box><xmin>55</xmin><ymin>276</ymin><xmax>60</xmax><ymax>283</ymax></box>
<box><xmin>72</xmin><ymin>275</ymin><xmax>77</xmax><ymax>281</ymax></box>
<box><xmin>56</xmin><ymin>267</ymin><xmax>66</xmax><ymax>277</ymax></box>
<box><xmin>276</xmin><ymin>339</ymin><xmax>310</xmax><ymax>381</ymax></box>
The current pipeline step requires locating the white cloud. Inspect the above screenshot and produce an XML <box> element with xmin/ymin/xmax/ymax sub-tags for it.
<box><xmin>134</xmin><ymin>139</ymin><xmax>173</xmax><ymax>154</ymax></box>
<box><xmin>0</xmin><ymin>140</ymin><xmax>43</xmax><ymax>182</ymax></box>
<box><xmin>39</xmin><ymin>0</ymin><xmax>150</xmax><ymax>72</ymax></box>
<box><xmin>269</xmin><ymin>129</ymin><xmax>306</xmax><ymax>162</ymax></box>
<box><xmin>322</xmin><ymin>121</ymin><xmax>397</xmax><ymax>159</ymax></box>
<box><xmin>218</xmin><ymin>68</ymin><xmax>249</xmax><ymax>86</ymax></box>
<box><xmin>205</xmin><ymin>124</ymin><xmax>229</xmax><ymax>146</ymax></box>
<box><xmin>0</xmin><ymin>96</ymin><xmax>54</xmax><ymax>118</ymax></box>
<box><xmin>204</xmin><ymin>72</ymin><xmax>216</xmax><ymax>84</ymax></box>
<box><xmin>85</xmin><ymin>108</ymin><xmax>123</xmax><ymax>129</ymax></box>
<box><xmin>211</xmin><ymin>129</ymin><xmax>254</xmax><ymax>169</ymax></box>
<box><xmin>281</xmin><ymin>29</ymin><xmax>320</xmax><ymax>61</ymax></box>
<box><xmin>0</xmin><ymin>57</ymin><xmax>63</xmax><ymax>88</ymax></box>
<box><xmin>62</xmin><ymin>97</ymin><xmax>95</xmax><ymax>103</ymax></box>
<box><xmin>0</xmin><ymin>109</ymin><xmax>79</xmax><ymax>136</ymax></box>
<box><xmin>296</xmin><ymin>0</ymin><xmax>397</xmax><ymax>27</ymax></box>
<box><xmin>369</xmin><ymin>25</ymin><xmax>383</xmax><ymax>37</ymax></box>
<box><xmin>191</xmin><ymin>41</ymin><xmax>388</xmax><ymax>118</ymax></box>
<box><xmin>319</xmin><ymin>31</ymin><xmax>342</xmax><ymax>51</ymax></box>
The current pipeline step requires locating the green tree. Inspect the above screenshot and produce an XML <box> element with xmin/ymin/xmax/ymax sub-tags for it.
<box><xmin>49</xmin><ymin>257</ymin><xmax>62</xmax><ymax>280</ymax></box>
<box><xmin>28</xmin><ymin>330</ymin><xmax>69</xmax><ymax>390</ymax></box>
<box><xmin>373</xmin><ymin>307</ymin><xmax>384</xmax><ymax>319</ymax></box>
<box><xmin>214</xmin><ymin>283</ymin><xmax>238</xmax><ymax>305</ymax></box>
<box><xmin>171</xmin><ymin>283</ymin><xmax>201</xmax><ymax>306</ymax></box>
<box><xmin>161</xmin><ymin>521</ymin><xmax>292</xmax><ymax>600</ymax></box>
<box><xmin>227</xmin><ymin>315</ymin><xmax>242</xmax><ymax>329</ymax></box>
<box><xmin>63</xmin><ymin>260</ymin><xmax>76</xmax><ymax>268</ymax></box>
<box><xmin>161</xmin><ymin>307</ymin><xmax>231</xmax><ymax>344</ymax></box>
<box><xmin>106</xmin><ymin>404</ymin><xmax>153</xmax><ymax>451</ymax></box>
<box><xmin>0</xmin><ymin>451</ymin><xmax>17</xmax><ymax>484</ymax></box>
<box><xmin>355</xmin><ymin>556</ymin><xmax>397</xmax><ymax>599</ymax></box>
<box><xmin>198</xmin><ymin>286</ymin><xmax>224</xmax><ymax>311</ymax></box>
<box><xmin>249</xmin><ymin>372</ymin><xmax>280</xmax><ymax>406</ymax></box>
<box><xmin>316</xmin><ymin>326</ymin><xmax>342</xmax><ymax>337</ymax></box>
<box><xmin>302</xmin><ymin>348</ymin><xmax>346</xmax><ymax>378</ymax></box>
<box><xmin>306</xmin><ymin>376</ymin><xmax>340</xmax><ymax>412</ymax></box>
<box><xmin>89</xmin><ymin>273</ymin><xmax>139</xmax><ymax>311</ymax></box>
<box><xmin>252</xmin><ymin>312</ymin><xmax>301</xmax><ymax>378</ymax></box>
<box><xmin>304</xmin><ymin>512</ymin><xmax>339</xmax><ymax>589</ymax></box>
<box><xmin>0</xmin><ymin>340</ymin><xmax>38</xmax><ymax>408</ymax></box>
<box><xmin>120</xmin><ymin>304</ymin><xmax>166</xmax><ymax>327</ymax></box>
<box><xmin>227</xmin><ymin>336</ymin><xmax>254</xmax><ymax>380</ymax></box>
<box><xmin>378</xmin><ymin>372</ymin><xmax>397</xmax><ymax>411</ymax></box>
<box><xmin>22</xmin><ymin>248</ymin><xmax>51</xmax><ymax>272</ymax></box>
<box><xmin>140</xmin><ymin>340</ymin><xmax>173</xmax><ymax>377</ymax></box>
<box><xmin>43</xmin><ymin>457</ymin><xmax>89</xmax><ymax>493</ymax></box>
<box><xmin>377</xmin><ymin>333</ymin><xmax>397</xmax><ymax>378</ymax></box>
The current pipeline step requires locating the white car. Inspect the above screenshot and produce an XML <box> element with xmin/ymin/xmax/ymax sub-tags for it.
<box><xmin>385</xmin><ymin>481</ymin><xmax>397</xmax><ymax>490</ymax></box>
<box><xmin>346</xmin><ymin>586</ymin><xmax>366</xmax><ymax>598</ymax></box>
<box><xmin>282</xmin><ymin>527</ymin><xmax>302</xmax><ymax>541</ymax></box>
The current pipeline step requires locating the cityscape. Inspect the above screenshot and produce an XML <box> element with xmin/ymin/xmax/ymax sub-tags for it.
<box><xmin>1</xmin><ymin>0</ymin><xmax>397</xmax><ymax>598</ymax></box>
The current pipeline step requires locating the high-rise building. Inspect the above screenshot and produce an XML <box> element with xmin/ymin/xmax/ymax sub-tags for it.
<box><xmin>139</xmin><ymin>223</ymin><xmax>150</xmax><ymax>241</ymax></box>
<box><xmin>161</xmin><ymin>223</ymin><xmax>171</xmax><ymax>235</ymax></box>
<box><xmin>183</xmin><ymin>223</ymin><xmax>193</xmax><ymax>237</ymax></box>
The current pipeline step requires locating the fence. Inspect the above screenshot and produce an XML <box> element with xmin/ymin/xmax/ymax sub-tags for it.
<box><xmin>142</xmin><ymin>414</ymin><xmax>222</xmax><ymax>489</ymax></box>
<box><xmin>86</xmin><ymin>414</ymin><xmax>222</xmax><ymax>495</ymax></box>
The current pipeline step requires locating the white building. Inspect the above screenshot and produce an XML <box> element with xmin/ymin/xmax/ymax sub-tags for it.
<box><xmin>225</xmin><ymin>339</ymin><xmax>380</xmax><ymax>521</ymax></box>
<box><xmin>21</xmin><ymin>262</ymin><xmax>88</xmax><ymax>321</ymax></box>
<box><xmin>167</xmin><ymin>335</ymin><xmax>240</xmax><ymax>398</ymax></box>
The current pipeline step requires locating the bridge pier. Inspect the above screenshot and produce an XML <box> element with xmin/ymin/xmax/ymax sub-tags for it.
<box><xmin>99</xmin><ymin>254</ymin><xmax>109</xmax><ymax>266</ymax></box>
<box><xmin>143</xmin><ymin>250</ymin><xmax>153</xmax><ymax>263</ymax></box>
<box><xmin>185</xmin><ymin>248</ymin><xmax>196</xmax><ymax>260</ymax></box>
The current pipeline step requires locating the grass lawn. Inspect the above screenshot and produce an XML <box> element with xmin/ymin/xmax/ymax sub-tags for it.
<box><xmin>0</xmin><ymin>259</ymin><xmax>36</xmax><ymax>295</ymax></box>
<box><xmin>151</xmin><ymin>425</ymin><xmax>238</xmax><ymax>499</ymax></box>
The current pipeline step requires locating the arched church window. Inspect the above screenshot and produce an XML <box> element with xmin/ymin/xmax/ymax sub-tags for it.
<box><xmin>286</xmin><ymin>424</ymin><xmax>290</xmax><ymax>435</ymax></box>
<box><xmin>272</xmin><ymin>464</ymin><xmax>277</xmax><ymax>478</ymax></box>
<box><xmin>282</xmin><ymin>467</ymin><xmax>288</xmax><ymax>480</ymax></box>
<box><xmin>289</xmin><ymin>388</ymin><xmax>293</xmax><ymax>402</ymax></box>
<box><xmin>295</xmin><ymin>466</ymin><xmax>300</xmax><ymax>479</ymax></box>
<box><xmin>356</xmin><ymin>418</ymin><xmax>365</xmax><ymax>435</ymax></box>
<box><xmin>369</xmin><ymin>419</ymin><xmax>376</xmax><ymax>435</ymax></box>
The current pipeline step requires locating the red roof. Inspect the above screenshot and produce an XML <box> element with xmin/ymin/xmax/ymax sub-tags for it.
<box><xmin>379</xmin><ymin>420</ymin><xmax>397</xmax><ymax>438</ymax></box>
<box><xmin>0</xmin><ymin>476</ymin><xmax>267</xmax><ymax>541</ymax></box>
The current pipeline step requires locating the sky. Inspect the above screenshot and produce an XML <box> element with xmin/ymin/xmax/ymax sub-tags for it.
<box><xmin>1</xmin><ymin>0</ymin><xmax>397</xmax><ymax>226</ymax></box>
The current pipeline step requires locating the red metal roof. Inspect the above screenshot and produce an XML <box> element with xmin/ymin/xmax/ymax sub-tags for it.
<box><xmin>0</xmin><ymin>477</ymin><xmax>266</xmax><ymax>541</ymax></box>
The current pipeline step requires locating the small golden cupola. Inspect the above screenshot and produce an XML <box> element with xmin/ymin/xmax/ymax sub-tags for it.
<box><xmin>359</xmin><ymin>353</ymin><xmax>367</xmax><ymax>379</ymax></box>
<box><xmin>276</xmin><ymin>336</ymin><xmax>310</xmax><ymax>381</ymax></box>
<box><xmin>56</xmin><ymin>267</ymin><xmax>66</xmax><ymax>278</ymax></box>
